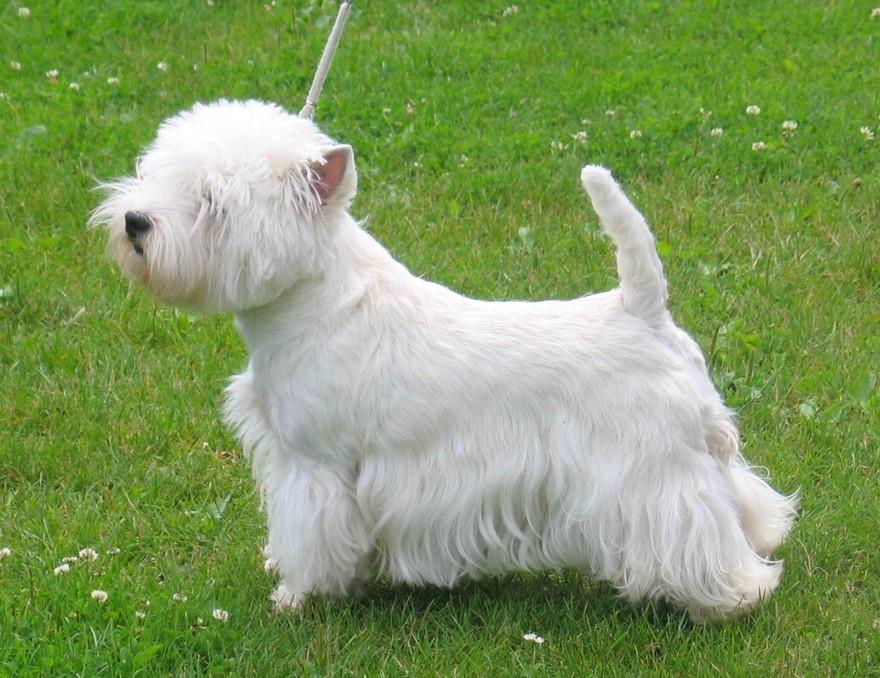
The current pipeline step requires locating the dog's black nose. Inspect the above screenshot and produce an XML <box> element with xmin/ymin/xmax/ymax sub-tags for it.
<box><xmin>124</xmin><ymin>211</ymin><xmax>152</xmax><ymax>239</ymax></box>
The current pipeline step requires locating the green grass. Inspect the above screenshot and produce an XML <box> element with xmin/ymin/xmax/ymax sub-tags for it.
<box><xmin>1</xmin><ymin>0</ymin><xmax>878</xmax><ymax>675</ymax></box>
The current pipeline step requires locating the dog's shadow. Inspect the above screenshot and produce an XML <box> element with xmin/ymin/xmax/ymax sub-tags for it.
<box><xmin>297</xmin><ymin>570</ymin><xmax>697</xmax><ymax>632</ymax></box>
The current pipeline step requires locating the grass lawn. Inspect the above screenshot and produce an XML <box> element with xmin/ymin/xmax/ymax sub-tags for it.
<box><xmin>1</xmin><ymin>0</ymin><xmax>878</xmax><ymax>675</ymax></box>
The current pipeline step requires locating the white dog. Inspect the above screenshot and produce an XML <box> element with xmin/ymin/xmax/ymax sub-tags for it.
<box><xmin>92</xmin><ymin>99</ymin><xmax>798</xmax><ymax>622</ymax></box>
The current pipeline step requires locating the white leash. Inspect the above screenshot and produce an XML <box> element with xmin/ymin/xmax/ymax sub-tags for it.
<box><xmin>298</xmin><ymin>1</ymin><xmax>353</xmax><ymax>120</ymax></box>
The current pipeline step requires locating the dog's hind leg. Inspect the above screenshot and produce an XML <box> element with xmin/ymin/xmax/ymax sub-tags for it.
<box><xmin>610</xmin><ymin>451</ymin><xmax>785</xmax><ymax>623</ymax></box>
<box><xmin>700</xmin><ymin>404</ymin><xmax>798</xmax><ymax>558</ymax></box>
<box><xmin>726</xmin><ymin>455</ymin><xmax>799</xmax><ymax>558</ymax></box>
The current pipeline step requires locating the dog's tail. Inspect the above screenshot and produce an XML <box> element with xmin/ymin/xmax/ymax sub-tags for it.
<box><xmin>580</xmin><ymin>165</ymin><xmax>668</xmax><ymax>323</ymax></box>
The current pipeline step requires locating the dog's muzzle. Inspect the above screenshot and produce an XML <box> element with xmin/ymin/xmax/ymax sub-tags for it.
<box><xmin>124</xmin><ymin>211</ymin><xmax>151</xmax><ymax>255</ymax></box>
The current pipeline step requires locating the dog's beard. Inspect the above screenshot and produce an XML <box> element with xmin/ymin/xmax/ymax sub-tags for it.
<box><xmin>108</xmin><ymin>222</ymin><xmax>212</xmax><ymax>310</ymax></box>
<box><xmin>107</xmin><ymin>228</ymin><xmax>150</xmax><ymax>285</ymax></box>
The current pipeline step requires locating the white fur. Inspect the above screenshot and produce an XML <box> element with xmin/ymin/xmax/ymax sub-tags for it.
<box><xmin>93</xmin><ymin>99</ymin><xmax>798</xmax><ymax>622</ymax></box>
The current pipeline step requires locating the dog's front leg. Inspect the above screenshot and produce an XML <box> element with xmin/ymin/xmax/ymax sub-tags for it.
<box><xmin>265</xmin><ymin>460</ymin><xmax>370</xmax><ymax>611</ymax></box>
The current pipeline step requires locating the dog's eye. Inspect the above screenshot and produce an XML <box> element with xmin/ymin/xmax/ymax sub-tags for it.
<box><xmin>201</xmin><ymin>194</ymin><xmax>219</xmax><ymax>215</ymax></box>
<box><xmin>200</xmin><ymin>195</ymin><xmax>228</xmax><ymax>222</ymax></box>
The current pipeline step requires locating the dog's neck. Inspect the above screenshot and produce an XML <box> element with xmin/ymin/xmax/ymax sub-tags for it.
<box><xmin>233</xmin><ymin>212</ymin><xmax>403</xmax><ymax>355</ymax></box>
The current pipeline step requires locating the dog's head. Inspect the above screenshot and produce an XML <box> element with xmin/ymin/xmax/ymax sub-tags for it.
<box><xmin>91</xmin><ymin>99</ymin><xmax>356</xmax><ymax>312</ymax></box>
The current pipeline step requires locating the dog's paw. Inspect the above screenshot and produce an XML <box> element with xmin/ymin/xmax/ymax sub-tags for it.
<box><xmin>270</xmin><ymin>583</ymin><xmax>306</xmax><ymax>613</ymax></box>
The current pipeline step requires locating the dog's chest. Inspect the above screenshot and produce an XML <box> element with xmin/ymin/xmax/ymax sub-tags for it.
<box><xmin>236</xmin><ymin>348</ymin><xmax>368</xmax><ymax>464</ymax></box>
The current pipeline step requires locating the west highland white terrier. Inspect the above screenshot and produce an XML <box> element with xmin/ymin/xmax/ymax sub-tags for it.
<box><xmin>92</xmin><ymin>99</ymin><xmax>798</xmax><ymax>622</ymax></box>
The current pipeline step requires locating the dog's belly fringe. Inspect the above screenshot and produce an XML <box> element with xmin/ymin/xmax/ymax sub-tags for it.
<box><xmin>354</xmin><ymin>404</ymin><xmax>681</xmax><ymax>587</ymax></box>
<box><xmin>356</xmin><ymin>418</ymin><xmax>563</xmax><ymax>585</ymax></box>
<box><xmin>358</xmin><ymin>422</ymin><xmax>791</xmax><ymax>621</ymax></box>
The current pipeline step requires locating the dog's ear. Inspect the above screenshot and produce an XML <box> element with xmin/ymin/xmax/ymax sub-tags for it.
<box><xmin>310</xmin><ymin>145</ymin><xmax>356</xmax><ymax>207</ymax></box>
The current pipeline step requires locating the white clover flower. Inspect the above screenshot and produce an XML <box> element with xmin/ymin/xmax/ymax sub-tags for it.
<box><xmin>871</xmin><ymin>7</ymin><xmax>880</xmax><ymax>18</ymax></box>
<box><xmin>751</xmin><ymin>141</ymin><xmax>767</xmax><ymax>151</ymax></box>
<box><xmin>173</xmin><ymin>592</ymin><xmax>188</xmax><ymax>602</ymax></box>
<box><xmin>523</xmin><ymin>632</ymin><xmax>545</xmax><ymax>644</ymax></box>
<box><xmin>91</xmin><ymin>589</ymin><xmax>108</xmax><ymax>604</ymax></box>
<box><xmin>629</xmin><ymin>129</ymin><xmax>642</xmax><ymax>139</ymax></box>
<box><xmin>0</xmin><ymin>547</ymin><xmax>10</xmax><ymax>559</ymax></box>
<box><xmin>107</xmin><ymin>76</ymin><xmax>120</xmax><ymax>85</ymax></box>
<box><xmin>45</xmin><ymin>69</ymin><xmax>59</xmax><ymax>79</ymax></box>
<box><xmin>604</xmin><ymin>108</ymin><xmax>616</xmax><ymax>117</ymax></box>
<box><xmin>78</xmin><ymin>548</ymin><xmax>98</xmax><ymax>561</ymax></box>
<box><xmin>212</xmin><ymin>608</ymin><xmax>230</xmax><ymax>622</ymax></box>
<box><xmin>135</xmin><ymin>610</ymin><xmax>147</xmax><ymax>619</ymax></box>
<box><xmin>571</xmin><ymin>130</ymin><xmax>588</xmax><ymax>144</ymax></box>
<box><xmin>782</xmin><ymin>120</ymin><xmax>798</xmax><ymax>132</ymax></box>
<box><xmin>860</xmin><ymin>126</ymin><xmax>875</xmax><ymax>140</ymax></box>
<box><xmin>61</xmin><ymin>555</ymin><xmax>78</xmax><ymax>564</ymax></box>
<box><xmin>18</xmin><ymin>7</ymin><xmax>31</xmax><ymax>17</ymax></box>
<box><xmin>10</xmin><ymin>61</ymin><xmax>22</xmax><ymax>71</ymax></box>
<box><xmin>263</xmin><ymin>557</ymin><xmax>278</xmax><ymax>573</ymax></box>
<box><xmin>746</xmin><ymin>105</ymin><xmax>761</xmax><ymax>115</ymax></box>
<box><xmin>106</xmin><ymin>547</ymin><xmax>121</xmax><ymax>555</ymax></box>
<box><xmin>69</xmin><ymin>82</ymin><xmax>80</xmax><ymax>91</ymax></box>
<box><xmin>502</xmin><ymin>5</ymin><xmax>519</xmax><ymax>17</ymax></box>
<box><xmin>157</xmin><ymin>61</ymin><xmax>169</xmax><ymax>72</ymax></box>
<box><xmin>54</xmin><ymin>563</ymin><xmax>71</xmax><ymax>576</ymax></box>
<box><xmin>710</xmin><ymin>127</ymin><xmax>723</xmax><ymax>137</ymax></box>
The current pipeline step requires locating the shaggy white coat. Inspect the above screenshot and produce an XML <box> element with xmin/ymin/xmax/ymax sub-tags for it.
<box><xmin>93</xmin><ymin>99</ymin><xmax>798</xmax><ymax>622</ymax></box>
